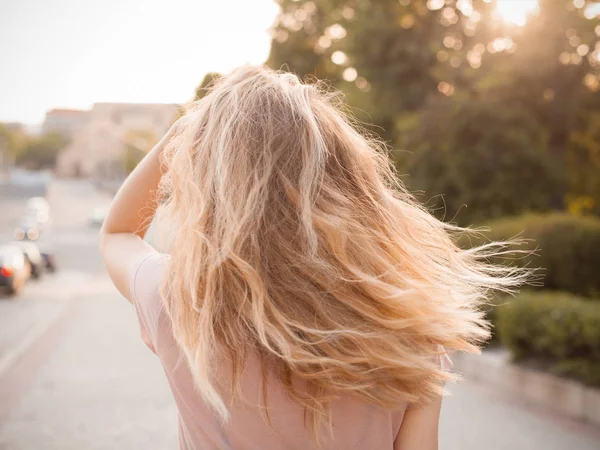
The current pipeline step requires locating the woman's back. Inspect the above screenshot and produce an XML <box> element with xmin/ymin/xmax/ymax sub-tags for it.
<box><xmin>133</xmin><ymin>254</ymin><xmax>410</xmax><ymax>450</ymax></box>
<box><xmin>101</xmin><ymin>65</ymin><xmax>524</xmax><ymax>449</ymax></box>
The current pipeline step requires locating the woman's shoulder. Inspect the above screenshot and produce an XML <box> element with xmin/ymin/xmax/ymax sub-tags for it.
<box><xmin>130</xmin><ymin>252</ymin><xmax>170</xmax><ymax>352</ymax></box>
<box><xmin>131</xmin><ymin>252</ymin><xmax>170</xmax><ymax>320</ymax></box>
<box><xmin>131</xmin><ymin>253</ymin><xmax>169</xmax><ymax>300</ymax></box>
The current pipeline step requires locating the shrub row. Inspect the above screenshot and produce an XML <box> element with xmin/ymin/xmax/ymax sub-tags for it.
<box><xmin>496</xmin><ymin>291</ymin><xmax>600</xmax><ymax>386</ymax></box>
<box><xmin>475</xmin><ymin>213</ymin><xmax>600</xmax><ymax>298</ymax></box>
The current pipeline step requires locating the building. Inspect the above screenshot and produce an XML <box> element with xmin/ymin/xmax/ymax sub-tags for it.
<box><xmin>42</xmin><ymin>109</ymin><xmax>89</xmax><ymax>139</ymax></box>
<box><xmin>56</xmin><ymin>103</ymin><xmax>178</xmax><ymax>178</ymax></box>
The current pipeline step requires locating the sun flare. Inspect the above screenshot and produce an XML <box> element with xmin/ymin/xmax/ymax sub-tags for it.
<box><xmin>495</xmin><ymin>0</ymin><xmax>539</xmax><ymax>26</ymax></box>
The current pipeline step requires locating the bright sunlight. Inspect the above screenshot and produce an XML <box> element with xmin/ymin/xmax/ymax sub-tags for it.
<box><xmin>495</xmin><ymin>0</ymin><xmax>539</xmax><ymax>26</ymax></box>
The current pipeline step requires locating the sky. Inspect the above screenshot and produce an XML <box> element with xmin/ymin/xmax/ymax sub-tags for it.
<box><xmin>0</xmin><ymin>0</ymin><xmax>279</xmax><ymax>124</ymax></box>
<box><xmin>2</xmin><ymin>0</ymin><xmax>595</xmax><ymax>125</ymax></box>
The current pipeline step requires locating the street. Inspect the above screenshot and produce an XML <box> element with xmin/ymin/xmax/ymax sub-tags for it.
<box><xmin>0</xmin><ymin>179</ymin><xmax>599</xmax><ymax>450</ymax></box>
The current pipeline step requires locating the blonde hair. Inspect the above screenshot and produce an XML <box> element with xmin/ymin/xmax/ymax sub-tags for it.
<box><xmin>156</xmin><ymin>66</ymin><xmax>526</xmax><ymax>439</ymax></box>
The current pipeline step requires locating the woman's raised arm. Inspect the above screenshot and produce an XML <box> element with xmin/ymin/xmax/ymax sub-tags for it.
<box><xmin>99</xmin><ymin>121</ymin><xmax>178</xmax><ymax>302</ymax></box>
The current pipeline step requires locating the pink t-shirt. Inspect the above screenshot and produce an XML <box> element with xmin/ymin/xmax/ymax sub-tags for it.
<box><xmin>131</xmin><ymin>253</ymin><xmax>452</xmax><ymax>450</ymax></box>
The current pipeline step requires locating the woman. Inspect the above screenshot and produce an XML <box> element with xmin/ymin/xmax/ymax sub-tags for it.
<box><xmin>100</xmin><ymin>66</ymin><xmax>525</xmax><ymax>449</ymax></box>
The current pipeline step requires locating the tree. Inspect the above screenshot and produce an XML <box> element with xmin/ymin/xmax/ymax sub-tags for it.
<box><xmin>567</xmin><ymin>109</ymin><xmax>600</xmax><ymax>215</ymax></box>
<box><xmin>0</xmin><ymin>124</ymin><xmax>27</xmax><ymax>168</ymax></box>
<box><xmin>266</xmin><ymin>0</ymin><xmax>600</xmax><ymax>222</ymax></box>
<box><xmin>16</xmin><ymin>132</ymin><xmax>68</xmax><ymax>170</ymax></box>
<box><xmin>267</xmin><ymin>0</ymin><xmax>340</xmax><ymax>80</ymax></box>
<box><xmin>267</xmin><ymin>0</ymin><xmax>500</xmax><ymax>142</ymax></box>
<box><xmin>489</xmin><ymin>1</ymin><xmax>599</xmax><ymax>212</ymax></box>
<box><xmin>399</xmin><ymin>98</ymin><xmax>563</xmax><ymax>225</ymax></box>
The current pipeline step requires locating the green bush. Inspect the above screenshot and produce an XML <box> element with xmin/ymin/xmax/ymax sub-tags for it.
<box><xmin>497</xmin><ymin>291</ymin><xmax>600</xmax><ymax>386</ymax></box>
<box><xmin>479</xmin><ymin>213</ymin><xmax>600</xmax><ymax>298</ymax></box>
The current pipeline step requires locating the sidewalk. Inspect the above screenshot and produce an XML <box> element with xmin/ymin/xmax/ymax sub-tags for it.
<box><xmin>440</xmin><ymin>382</ymin><xmax>600</xmax><ymax>450</ymax></box>
<box><xmin>0</xmin><ymin>284</ymin><xmax>178</xmax><ymax>450</ymax></box>
<box><xmin>0</xmin><ymin>279</ymin><xmax>599</xmax><ymax>449</ymax></box>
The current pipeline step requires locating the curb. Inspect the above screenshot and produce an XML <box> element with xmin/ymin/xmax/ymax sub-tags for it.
<box><xmin>453</xmin><ymin>351</ymin><xmax>600</xmax><ymax>428</ymax></box>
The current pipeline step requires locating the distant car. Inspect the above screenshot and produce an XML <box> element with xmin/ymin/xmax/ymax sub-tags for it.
<box><xmin>13</xmin><ymin>215</ymin><xmax>41</xmax><ymax>241</ymax></box>
<box><xmin>11</xmin><ymin>241</ymin><xmax>44</xmax><ymax>279</ymax></box>
<box><xmin>41</xmin><ymin>252</ymin><xmax>58</xmax><ymax>273</ymax></box>
<box><xmin>0</xmin><ymin>245</ymin><xmax>29</xmax><ymax>295</ymax></box>
<box><xmin>26</xmin><ymin>197</ymin><xmax>50</xmax><ymax>224</ymax></box>
<box><xmin>89</xmin><ymin>207</ymin><xmax>108</xmax><ymax>227</ymax></box>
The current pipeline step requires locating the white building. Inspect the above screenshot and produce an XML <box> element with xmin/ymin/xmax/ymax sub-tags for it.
<box><xmin>57</xmin><ymin>103</ymin><xmax>178</xmax><ymax>177</ymax></box>
<box><xmin>42</xmin><ymin>109</ymin><xmax>89</xmax><ymax>139</ymax></box>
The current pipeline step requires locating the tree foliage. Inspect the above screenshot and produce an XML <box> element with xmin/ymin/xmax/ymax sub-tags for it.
<box><xmin>400</xmin><ymin>99</ymin><xmax>562</xmax><ymax>224</ymax></box>
<box><xmin>0</xmin><ymin>124</ymin><xmax>27</xmax><ymax>162</ymax></box>
<box><xmin>15</xmin><ymin>132</ymin><xmax>68</xmax><ymax>170</ymax></box>
<box><xmin>266</xmin><ymin>0</ymin><xmax>600</xmax><ymax>223</ymax></box>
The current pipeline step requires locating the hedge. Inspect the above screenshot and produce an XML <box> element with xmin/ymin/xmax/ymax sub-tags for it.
<box><xmin>496</xmin><ymin>291</ymin><xmax>600</xmax><ymax>386</ymax></box>
<box><xmin>475</xmin><ymin>213</ymin><xmax>600</xmax><ymax>298</ymax></box>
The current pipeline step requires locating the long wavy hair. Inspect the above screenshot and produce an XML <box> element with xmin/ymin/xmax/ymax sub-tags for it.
<box><xmin>156</xmin><ymin>65</ymin><xmax>526</xmax><ymax>439</ymax></box>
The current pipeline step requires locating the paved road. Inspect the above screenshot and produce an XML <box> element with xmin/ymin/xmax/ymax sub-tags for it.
<box><xmin>0</xmin><ymin>179</ymin><xmax>599</xmax><ymax>450</ymax></box>
<box><xmin>0</xmin><ymin>178</ymin><xmax>110</xmax><ymax>365</ymax></box>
